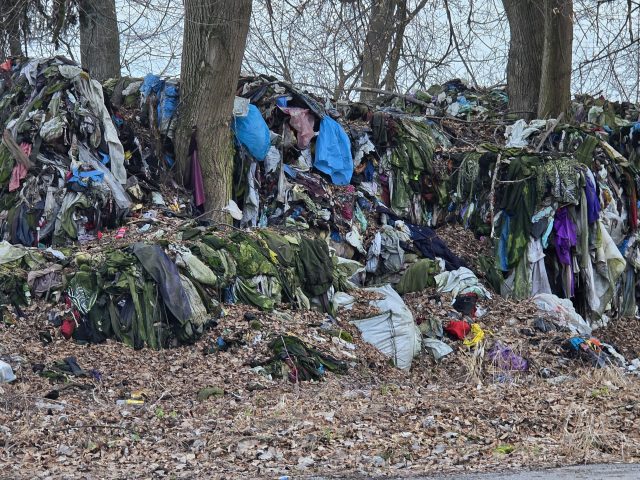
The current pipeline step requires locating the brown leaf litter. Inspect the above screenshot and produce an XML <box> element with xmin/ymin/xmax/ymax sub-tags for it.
<box><xmin>1</xmin><ymin>230</ymin><xmax>640</xmax><ymax>479</ymax></box>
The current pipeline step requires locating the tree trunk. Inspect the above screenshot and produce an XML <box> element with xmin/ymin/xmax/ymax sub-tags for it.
<box><xmin>1</xmin><ymin>0</ymin><xmax>24</xmax><ymax>57</ymax></box>
<box><xmin>175</xmin><ymin>0</ymin><xmax>252</xmax><ymax>221</ymax></box>
<box><xmin>381</xmin><ymin>0</ymin><xmax>407</xmax><ymax>92</ymax></box>
<box><xmin>538</xmin><ymin>0</ymin><xmax>573</xmax><ymax>118</ymax></box>
<box><xmin>78</xmin><ymin>0</ymin><xmax>121</xmax><ymax>81</ymax></box>
<box><xmin>502</xmin><ymin>0</ymin><xmax>545</xmax><ymax>120</ymax></box>
<box><xmin>359</xmin><ymin>0</ymin><xmax>398</xmax><ymax>103</ymax></box>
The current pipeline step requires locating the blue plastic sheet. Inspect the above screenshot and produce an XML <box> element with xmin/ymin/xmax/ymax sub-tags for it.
<box><xmin>158</xmin><ymin>83</ymin><xmax>178</xmax><ymax>131</ymax></box>
<box><xmin>314</xmin><ymin>116</ymin><xmax>353</xmax><ymax>185</ymax></box>
<box><xmin>140</xmin><ymin>74</ymin><xmax>163</xmax><ymax>98</ymax></box>
<box><xmin>233</xmin><ymin>104</ymin><xmax>270</xmax><ymax>161</ymax></box>
<box><xmin>140</xmin><ymin>74</ymin><xmax>178</xmax><ymax>132</ymax></box>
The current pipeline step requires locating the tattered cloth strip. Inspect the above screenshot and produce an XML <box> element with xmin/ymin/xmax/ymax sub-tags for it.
<box><xmin>188</xmin><ymin>131</ymin><xmax>206</xmax><ymax>209</ymax></box>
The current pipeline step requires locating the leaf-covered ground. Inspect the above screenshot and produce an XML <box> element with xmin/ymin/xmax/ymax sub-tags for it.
<box><xmin>2</xmin><ymin>295</ymin><xmax>640</xmax><ymax>480</ymax></box>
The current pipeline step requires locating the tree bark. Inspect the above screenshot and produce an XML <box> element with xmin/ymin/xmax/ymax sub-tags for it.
<box><xmin>502</xmin><ymin>0</ymin><xmax>545</xmax><ymax>120</ymax></box>
<box><xmin>538</xmin><ymin>0</ymin><xmax>573</xmax><ymax>118</ymax></box>
<box><xmin>359</xmin><ymin>0</ymin><xmax>398</xmax><ymax>103</ymax></box>
<box><xmin>78</xmin><ymin>0</ymin><xmax>121</xmax><ymax>81</ymax></box>
<box><xmin>175</xmin><ymin>0</ymin><xmax>252</xmax><ymax>221</ymax></box>
<box><xmin>1</xmin><ymin>0</ymin><xmax>24</xmax><ymax>57</ymax></box>
<box><xmin>381</xmin><ymin>0</ymin><xmax>407</xmax><ymax>92</ymax></box>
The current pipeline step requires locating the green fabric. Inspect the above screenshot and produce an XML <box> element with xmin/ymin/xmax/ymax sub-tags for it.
<box><xmin>477</xmin><ymin>254</ymin><xmax>503</xmax><ymax>293</ymax></box>
<box><xmin>296</xmin><ymin>238</ymin><xmax>333</xmax><ymax>297</ymax></box>
<box><xmin>234</xmin><ymin>278</ymin><xmax>274</xmax><ymax>311</ymax></box>
<box><xmin>57</xmin><ymin>192</ymin><xmax>91</xmax><ymax>240</ymax></box>
<box><xmin>192</xmin><ymin>241</ymin><xmax>237</xmax><ymax>284</ymax></box>
<box><xmin>391</xmin><ymin>169</ymin><xmax>411</xmax><ymax>211</ymax></box>
<box><xmin>67</xmin><ymin>271</ymin><xmax>98</xmax><ymax>315</ymax></box>
<box><xmin>178</xmin><ymin>251</ymin><xmax>217</xmax><ymax>286</ymax></box>
<box><xmin>395</xmin><ymin>259</ymin><xmax>440</xmax><ymax>294</ymax></box>
<box><xmin>260</xmin><ymin>230</ymin><xmax>297</xmax><ymax>267</ymax></box>
<box><xmin>264</xmin><ymin>335</ymin><xmax>348</xmax><ymax>381</ymax></box>
<box><xmin>499</xmin><ymin>156</ymin><xmax>537</xmax><ymax>269</ymax></box>
<box><xmin>0</xmin><ymin>144</ymin><xmax>14</xmax><ymax>186</ymax></box>
<box><xmin>575</xmin><ymin>135</ymin><xmax>599</xmax><ymax>165</ymax></box>
<box><xmin>210</xmin><ymin>233</ymin><xmax>277</xmax><ymax>278</ymax></box>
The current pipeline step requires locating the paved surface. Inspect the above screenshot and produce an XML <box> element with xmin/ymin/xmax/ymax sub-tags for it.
<box><xmin>309</xmin><ymin>463</ymin><xmax>640</xmax><ymax>479</ymax></box>
<box><xmin>427</xmin><ymin>463</ymin><xmax>640</xmax><ymax>479</ymax></box>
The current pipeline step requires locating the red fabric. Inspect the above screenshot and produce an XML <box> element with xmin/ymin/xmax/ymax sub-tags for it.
<box><xmin>444</xmin><ymin>320</ymin><xmax>471</xmax><ymax>340</ymax></box>
<box><xmin>0</xmin><ymin>59</ymin><xmax>11</xmax><ymax>71</ymax></box>
<box><xmin>61</xmin><ymin>317</ymin><xmax>75</xmax><ymax>339</ymax></box>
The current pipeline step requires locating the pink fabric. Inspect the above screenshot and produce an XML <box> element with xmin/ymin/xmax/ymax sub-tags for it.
<box><xmin>20</xmin><ymin>142</ymin><xmax>32</xmax><ymax>157</ymax></box>
<box><xmin>280</xmin><ymin>107</ymin><xmax>315</xmax><ymax>149</ymax></box>
<box><xmin>191</xmin><ymin>149</ymin><xmax>205</xmax><ymax>208</ymax></box>
<box><xmin>9</xmin><ymin>163</ymin><xmax>27</xmax><ymax>192</ymax></box>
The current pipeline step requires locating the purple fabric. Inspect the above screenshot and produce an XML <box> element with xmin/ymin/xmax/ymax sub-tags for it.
<box><xmin>553</xmin><ymin>207</ymin><xmax>577</xmax><ymax>265</ymax></box>
<box><xmin>585</xmin><ymin>174</ymin><xmax>601</xmax><ymax>224</ymax></box>
<box><xmin>190</xmin><ymin>148</ymin><xmax>205</xmax><ymax>208</ymax></box>
<box><xmin>488</xmin><ymin>342</ymin><xmax>528</xmax><ymax>371</ymax></box>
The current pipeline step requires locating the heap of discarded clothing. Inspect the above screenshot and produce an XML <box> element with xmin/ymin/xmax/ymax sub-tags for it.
<box><xmin>5</xmin><ymin>225</ymin><xmax>349</xmax><ymax>350</ymax></box>
<box><xmin>444</xmin><ymin>121</ymin><xmax>640</xmax><ymax>324</ymax></box>
<box><xmin>0</xmin><ymin>57</ymin><xmax>176</xmax><ymax>249</ymax></box>
<box><xmin>228</xmin><ymin>76</ymin><xmax>465</xmax><ymax>289</ymax></box>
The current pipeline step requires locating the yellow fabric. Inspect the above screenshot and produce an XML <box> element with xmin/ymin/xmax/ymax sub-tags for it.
<box><xmin>463</xmin><ymin>323</ymin><xmax>485</xmax><ymax>347</ymax></box>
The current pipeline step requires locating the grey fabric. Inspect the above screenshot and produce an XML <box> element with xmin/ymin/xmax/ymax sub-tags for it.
<box><xmin>132</xmin><ymin>243</ymin><xmax>193</xmax><ymax>325</ymax></box>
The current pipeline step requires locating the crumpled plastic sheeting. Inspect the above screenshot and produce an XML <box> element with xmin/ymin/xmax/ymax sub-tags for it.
<box><xmin>532</xmin><ymin>292</ymin><xmax>592</xmax><ymax>336</ymax></box>
<box><xmin>280</xmin><ymin>107</ymin><xmax>315</xmax><ymax>149</ymax></box>
<box><xmin>423</xmin><ymin>337</ymin><xmax>453</xmax><ymax>362</ymax></box>
<box><xmin>435</xmin><ymin>267</ymin><xmax>492</xmax><ymax>299</ymax></box>
<box><xmin>505</xmin><ymin>119</ymin><xmax>547</xmax><ymax>148</ymax></box>
<box><xmin>350</xmin><ymin>284</ymin><xmax>422</xmax><ymax>370</ymax></box>
<box><xmin>233</xmin><ymin>104</ymin><xmax>271</xmax><ymax>161</ymax></box>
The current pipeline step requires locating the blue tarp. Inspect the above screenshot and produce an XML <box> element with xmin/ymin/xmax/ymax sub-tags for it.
<box><xmin>314</xmin><ymin>116</ymin><xmax>353</xmax><ymax>185</ymax></box>
<box><xmin>233</xmin><ymin>104</ymin><xmax>270</xmax><ymax>161</ymax></box>
<box><xmin>140</xmin><ymin>74</ymin><xmax>178</xmax><ymax>133</ymax></box>
<box><xmin>158</xmin><ymin>83</ymin><xmax>178</xmax><ymax>132</ymax></box>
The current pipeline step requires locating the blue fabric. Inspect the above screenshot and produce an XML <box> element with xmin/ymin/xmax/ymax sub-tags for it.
<box><xmin>569</xmin><ymin>337</ymin><xmax>585</xmax><ymax>350</ymax></box>
<box><xmin>233</xmin><ymin>104</ymin><xmax>270</xmax><ymax>161</ymax></box>
<box><xmin>619</xmin><ymin>237</ymin><xmax>631</xmax><ymax>256</ymax></box>
<box><xmin>584</xmin><ymin>174</ymin><xmax>601</xmax><ymax>224</ymax></box>
<box><xmin>314</xmin><ymin>116</ymin><xmax>353</xmax><ymax>185</ymax></box>
<box><xmin>498</xmin><ymin>213</ymin><xmax>510</xmax><ymax>272</ymax></box>
<box><xmin>69</xmin><ymin>169</ymin><xmax>104</xmax><ymax>185</ymax></box>
<box><xmin>541</xmin><ymin>219</ymin><xmax>554</xmax><ymax>249</ymax></box>
<box><xmin>283</xmin><ymin>164</ymin><xmax>297</xmax><ymax>178</ymax></box>
<box><xmin>364</xmin><ymin>160</ymin><xmax>374</xmax><ymax>181</ymax></box>
<box><xmin>357</xmin><ymin>196</ymin><xmax>372</xmax><ymax>210</ymax></box>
